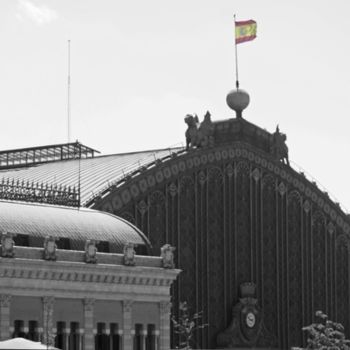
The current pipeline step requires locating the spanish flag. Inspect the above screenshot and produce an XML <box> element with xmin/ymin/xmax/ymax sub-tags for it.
<box><xmin>235</xmin><ymin>20</ymin><xmax>257</xmax><ymax>44</ymax></box>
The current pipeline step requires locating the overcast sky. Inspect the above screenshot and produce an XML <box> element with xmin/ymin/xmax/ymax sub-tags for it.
<box><xmin>1</xmin><ymin>0</ymin><xmax>350</xmax><ymax>211</ymax></box>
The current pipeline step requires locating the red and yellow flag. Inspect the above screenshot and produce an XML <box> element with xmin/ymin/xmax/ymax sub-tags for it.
<box><xmin>235</xmin><ymin>20</ymin><xmax>257</xmax><ymax>44</ymax></box>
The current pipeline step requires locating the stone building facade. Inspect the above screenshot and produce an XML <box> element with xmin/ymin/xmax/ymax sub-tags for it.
<box><xmin>0</xmin><ymin>201</ymin><xmax>179</xmax><ymax>350</ymax></box>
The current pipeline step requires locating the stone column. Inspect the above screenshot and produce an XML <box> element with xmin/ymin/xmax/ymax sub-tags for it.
<box><xmin>83</xmin><ymin>298</ymin><xmax>95</xmax><ymax>350</ymax></box>
<box><xmin>78</xmin><ymin>328</ymin><xmax>84</xmax><ymax>350</ymax></box>
<box><xmin>122</xmin><ymin>300</ymin><xmax>133</xmax><ymax>350</ymax></box>
<box><xmin>159</xmin><ymin>301</ymin><xmax>171</xmax><ymax>350</ymax></box>
<box><xmin>141</xmin><ymin>329</ymin><xmax>147</xmax><ymax>350</ymax></box>
<box><xmin>64</xmin><ymin>327</ymin><xmax>70</xmax><ymax>350</ymax></box>
<box><xmin>0</xmin><ymin>294</ymin><xmax>11</xmax><ymax>340</ymax></box>
<box><xmin>154</xmin><ymin>330</ymin><xmax>160</xmax><ymax>350</ymax></box>
<box><xmin>42</xmin><ymin>296</ymin><xmax>55</xmax><ymax>346</ymax></box>
<box><xmin>117</xmin><ymin>329</ymin><xmax>123</xmax><ymax>350</ymax></box>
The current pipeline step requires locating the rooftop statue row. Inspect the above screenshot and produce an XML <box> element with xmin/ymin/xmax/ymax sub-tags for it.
<box><xmin>184</xmin><ymin>111</ymin><xmax>289</xmax><ymax>166</ymax></box>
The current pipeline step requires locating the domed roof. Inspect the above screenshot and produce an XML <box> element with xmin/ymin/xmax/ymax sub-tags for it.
<box><xmin>0</xmin><ymin>200</ymin><xmax>150</xmax><ymax>252</ymax></box>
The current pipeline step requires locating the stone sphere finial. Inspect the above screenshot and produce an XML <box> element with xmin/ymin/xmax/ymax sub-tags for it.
<box><xmin>226</xmin><ymin>89</ymin><xmax>250</xmax><ymax>118</ymax></box>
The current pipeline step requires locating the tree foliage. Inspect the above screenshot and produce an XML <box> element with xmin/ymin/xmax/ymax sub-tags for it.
<box><xmin>302</xmin><ymin>310</ymin><xmax>350</xmax><ymax>350</ymax></box>
<box><xmin>171</xmin><ymin>301</ymin><xmax>208</xmax><ymax>350</ymax></box>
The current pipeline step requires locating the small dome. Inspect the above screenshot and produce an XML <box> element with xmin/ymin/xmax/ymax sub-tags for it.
<box><xmin>226</xmin><ymin>89</ymin><xmax>250</xmax><ymax>116</ymax></box>
<box><xmin>0</xmin><ymin>200</ymin><xmax>151</xmax><ymax>252</ymax></box>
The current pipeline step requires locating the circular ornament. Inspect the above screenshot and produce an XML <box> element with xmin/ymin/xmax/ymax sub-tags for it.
<box><xmin>246</xmin><ymin>312</ymin><xmax>256</xmax><ymax>328</ymax></box>
<box><xmin>193</xmin><ymin>156</ymin><xmax>201</xmax><ymax>167</ymax></box>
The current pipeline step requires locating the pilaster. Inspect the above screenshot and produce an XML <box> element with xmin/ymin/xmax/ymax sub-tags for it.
<box><xmin>159</xmin><ymin>301</ymin><xmax>171</xmax><ymax>350</ymax></box>
<box><xmin>83</xmin><ymin>298</ymin><xmax>95</xmax><ymax>350</ymax></box>
<box><xmin>0</xmin><ymin>294</ymin><xmax>11</xmax><ymax>340</ymax></box>
<box><xmin>123</xmin><ymin>300</ymin><xmax>133</xmax><ymax>350</ymax></box>
<box><xmin>42</xmin><ymin>296</ymin><xmax>55</xmax><ymax>346</ymax></box>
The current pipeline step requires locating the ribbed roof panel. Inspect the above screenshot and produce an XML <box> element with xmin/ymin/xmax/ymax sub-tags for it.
<box><xmin>0</xmin><ymin>148</ymin><xmax>179</xmax><ymax>205</ymax></box>
<box><xmin>0</xmin><ymin>200</ymin><xmax>149</xmax><ymax>248</ymax></box>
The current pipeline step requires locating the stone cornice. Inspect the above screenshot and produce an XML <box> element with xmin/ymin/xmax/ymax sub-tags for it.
<box><xmin>0</xmin><ymin>257</ymin><xmax>180</xmax><ymax>294</ymax></box>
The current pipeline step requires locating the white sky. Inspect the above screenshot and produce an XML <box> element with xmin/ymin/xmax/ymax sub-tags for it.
<box><xmin>1</xmin><ymin>0</ymin><xmax>350</xmax><ymax>211</ymax></box>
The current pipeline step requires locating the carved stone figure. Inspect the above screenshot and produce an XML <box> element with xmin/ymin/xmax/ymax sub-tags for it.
<box><xmin>43</xmin><ymin>236</ymin><xmax>57</xmax><ymax>261</ymax></box>
<box><xmin>217</xmin><ymin>282</ymin><xmax>263</xmax><ymax>348</ymax></box>
<box><xmin>270</xmin><ymin>125</ymin><xmax>290</xmax><ymax>165</ymax></box>
<box><xmin>184</xmin><ymin>111</ymin><xmax>214</xmax><ymax>150</ymax></box>
<box><xmin>85</xmin><ymin>240</ymin><xmax>97</xmax><ymax>264</ymax></box>
<box><xmin>160</xmin><ymin>244</ymin><xmax>176</xmax><ymax>268</ymax></box>
<box><xmin>123</xmin><ymin>242</ymin><xmax>136</xmax><ymax>266</ymax></box>
<box><xmin>1</xmin><ymin>232</ymin><xmax>14</xmax><ymax>258</ymax></box>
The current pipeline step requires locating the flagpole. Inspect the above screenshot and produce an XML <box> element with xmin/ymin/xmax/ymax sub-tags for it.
<box><xmin>234</xmin><ymin>14</ymin><xmax>239</xmax><ymax>89</ymax></box>
<box><xmin>67</xmin><ymin>39</ymin><xmax>71</xmax><ymax>143</ymax></box>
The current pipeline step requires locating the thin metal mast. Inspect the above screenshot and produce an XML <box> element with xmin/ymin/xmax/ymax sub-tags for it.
<box><xmin>67</xmin><ymin>40</ymin><xmax>71</xmax><ymax>142</ymax></box>
<box><xmin>234</xmin><ymin>14</ymin><xmax>239</xmax><ymax>89</ymax></box>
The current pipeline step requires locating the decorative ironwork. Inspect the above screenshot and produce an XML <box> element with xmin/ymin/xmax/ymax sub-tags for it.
<box><xmin>0</xmin><ymin>141</ymin><xmax>99</xmax><ymax>170</ymax></box>
<box><xmin>0</xmin><ymin>178</ymin><xmax>80</xmax><ymax>207</ymax></box>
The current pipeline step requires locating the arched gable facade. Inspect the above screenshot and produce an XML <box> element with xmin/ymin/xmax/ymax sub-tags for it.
<box><xmin>91</xmin><ymin>141</ymin><xmax>350</xmax><ymax>349</ymax></box>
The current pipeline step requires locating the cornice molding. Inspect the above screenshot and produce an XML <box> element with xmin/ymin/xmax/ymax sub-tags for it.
<box><xmin>0</xmin><ymin>258</ymin><xmax>180</xmax><ymax>288</ymax></box>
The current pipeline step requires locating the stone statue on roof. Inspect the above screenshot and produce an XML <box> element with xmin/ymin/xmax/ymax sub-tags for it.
<box><xmin>184</xmin><ymin>111</ymin><xmax>214</xmax><ymax>150</ymax></box>
<box><xmin>270</xmin><ymin>125</ymin><xmax>289</xmax><ymax>166</ymax></box>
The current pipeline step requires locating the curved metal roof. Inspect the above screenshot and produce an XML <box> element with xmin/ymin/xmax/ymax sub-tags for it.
<box><xmin>0</xmin><ymin>148</ymin><xmax>183</xmax><ymax>206</ymax></box>
<box><xmin>0</xmin><ymin>200</ymin><xmax>150</xmax><ymax>249</ymax></box>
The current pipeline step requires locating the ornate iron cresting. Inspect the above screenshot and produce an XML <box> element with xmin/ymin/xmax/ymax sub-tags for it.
<box><xmin>0</xmin><ymin>178</ymin><xmax>80</xmax><ymax>207</ymax></box>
